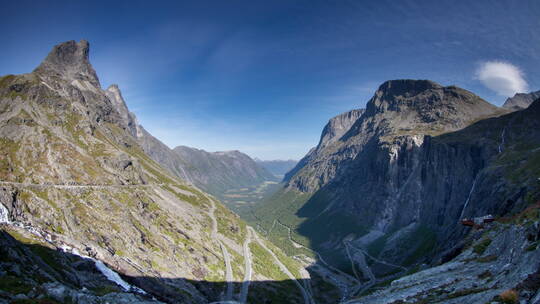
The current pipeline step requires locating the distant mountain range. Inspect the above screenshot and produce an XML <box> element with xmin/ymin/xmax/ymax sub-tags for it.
<box><xmin>254</xmin><ymin>159</ymin><xmax>298</xmax><ymax>179</ymax></box>
<box><xmin>102</xmin><ymin>82</ymin><xmax>278</xmax><ymax>204</ymax></box>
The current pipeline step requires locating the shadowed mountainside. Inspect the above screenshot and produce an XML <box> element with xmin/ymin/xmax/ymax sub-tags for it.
<box><xmin>248</xmin><ymin>82</ymin><xmax>540</xmax><ymax>301</ymax></box>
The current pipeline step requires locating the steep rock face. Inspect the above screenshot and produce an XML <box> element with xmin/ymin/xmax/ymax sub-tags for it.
<box><xmin>0</xmin><ymin>40</ymin><xmax>311</xmax><ymax>303</ymax></box>
<box><xmin>284</xmin><ymin>109</ymin><xmax>364</xmax><ymax>184</ymax></box>
<box><xmin>104</xmin><ymin>84</ymin><xmax>141</xmax><ymax>138</ymax></box>
<box><xmin>319</xmin><ymin>109</ymin><xmax>364</xmax><ymax>150</ymax></box>
<box><xmin>503</xmin><ymin>90</ymin><xmax>540</xmax><ymax>110</ymax></box>
<box><xmin>286</xmin><ymin>79</ymin><xmax>504</xmax><ymax>193</ymax></box>
<box><xmin>34</xmin><ymin>40</ymin><xmax>100</xmax><ymax>88</ymax></box>
<box><xmin>253</xmin><ymin>80</ymin><xmax>539</xmax><ymax>286</ymax></box>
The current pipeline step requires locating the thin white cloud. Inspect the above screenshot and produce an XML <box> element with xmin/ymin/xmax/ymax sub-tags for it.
<box><xmin>476</xmin><ymin>61</ymin><xmax>528</xmax><ymax>96</ymax></box>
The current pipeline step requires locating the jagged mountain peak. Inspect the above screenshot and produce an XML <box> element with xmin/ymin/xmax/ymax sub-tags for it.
<box><xmin>105</xmin><ymin>84</ymin><xmax>128</xmax><ymax>112</ymax></box>
<box><xmin>106</xmin><ymin>83</ymin><xmax>121</xmax><ymax>91</ymax></box>
<box><xmin>502</xmin><ymin>90</ymin><xmax>540</xmax><ymax>111</ymax></box>
<box><xmin>368</xmin><ymin>79</ymin><xmax>485</xmax><ymax>112</ymax></box>
<box><xmin>361</xmin><ymin>79</ymin><xmax>502</xmax><ymax>136</ymax></box>
<box><xmin>318</xmin><ymin>108</ymin><xmax>364</xmax><ymax>149</ymax></box>
<box><xmin>103</xmin><ymin>83</ymin><xmax>141</xmax><ymax>137</ymax></box>
<box><xmin>34</xmin><ymin>40</ymin><xmax>100</xmax><ymax>88</ymax></box>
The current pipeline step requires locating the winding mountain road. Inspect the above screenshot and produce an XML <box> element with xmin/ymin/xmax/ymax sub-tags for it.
<box><xmin>207</xmin><ymin>196</ymin><xmax>234</xmax><ymax>302</ymax></box>
<box><xmin>239</xmin><ymin>228</ymin><xmax>253</xmax><ymax>303</ymax></box>
<box><xmin>346</xmin><ymin>242</ymin><xmax>406</xmax><ymax>271</ymax></box>
<box><xmin>274</xmin><ymin>220</ymin><xmax>360</xmax><ymax>300</ymax></box>
<box><xmin>249</xmin><ymin>227</ymin><xmax>314</xmax><ymax>304</ymax></box>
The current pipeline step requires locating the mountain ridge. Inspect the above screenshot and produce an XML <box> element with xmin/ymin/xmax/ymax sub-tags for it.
<box><xmin>285</xmin><ymin>79</ymin><xmax>507</xmax><ymax>192</ymax></box>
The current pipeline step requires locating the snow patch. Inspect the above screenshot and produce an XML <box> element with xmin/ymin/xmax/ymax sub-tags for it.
<box><xmin>94</xmin><ymin>260</ymin><xmax>133</xmax><ymax>291</ymax></box>
<box><xmin>60</xmin><ymin>245</ymin><xmax>145</xmax><ymax>294</ymax></box>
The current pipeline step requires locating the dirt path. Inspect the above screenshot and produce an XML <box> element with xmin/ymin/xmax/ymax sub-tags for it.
<box><xmin>0</xmin><ymin>181</ymin><xmax>151</xmax><ymax>189</ymax></box>
<box><xmin>239</xmin><ymin>228</ymin><xmax>253</xmax><ymax>303</ymax></box>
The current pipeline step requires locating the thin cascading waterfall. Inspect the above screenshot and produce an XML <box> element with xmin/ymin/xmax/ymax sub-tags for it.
<box><xmin>0</xmin><ymin>203</ymin><xmax>10</xmax><ymax>223</ymax></box>
<box><xmin>94</xmin><ymin>259</ymin><xmax>135</xmax><ymax>292</ymax></box>
<box><xmin>459</xmin><ymin>178</ymin><xmax>478</xmax><ymax>219</ymax></box>
<box><xmin>498</xmin><ymin>127</ymin><xmax>507</xmax><ymax>154</ymax></box>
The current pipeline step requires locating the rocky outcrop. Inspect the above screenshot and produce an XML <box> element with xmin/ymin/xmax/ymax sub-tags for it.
<box><xmin>104</xmin><ymin>84</ymin><xmax>141</xmax><ymax>138</ymax></box>
<box><xmin>319</xmin><ymin>109</ymin><xmax>364</xmax><ymax>150</ymax></box>
<box><xmin>352</xmin><ymin>214</ymin><xmax>540</xmax><ymax>304</ymax></box>
<box><xmin>34</xmin><ymin>40</ymin><xmax>100</xmax><ymax>88</ymax></box>
<box><xmin>284</xmin><ymin>109</ymin><xmax>363</xmax><ymax>184</ymax></box>
<box><xmin>503</xmin><ymin>90</ymin><xmax>540</xmax><ymax>110</ymax></box>
<box><xmin>0</xmin><ymin>227</ymin><xmax>161</xmax><ymax>303</ymax></box>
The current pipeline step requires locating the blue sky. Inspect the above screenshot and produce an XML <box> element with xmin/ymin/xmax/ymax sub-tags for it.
<box><xmin>1</xmin><ymin>0</ymin><xmax>539</xmax><ymax>160</ymax></box>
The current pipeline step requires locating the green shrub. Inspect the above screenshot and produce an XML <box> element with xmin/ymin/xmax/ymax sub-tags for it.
<box><xmin>473</xmin><ymin>238</ymin><xmax>492</xmax><ymax>255</ymax></box>
<box><xmin>0</xmin><ymin>275</ymin><xmax>33</xmax><ymax>294</ymax></box>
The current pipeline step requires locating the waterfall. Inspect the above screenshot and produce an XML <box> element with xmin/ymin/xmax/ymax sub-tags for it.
<box><xmin>459</xmin><ymin>178</ymin><xmax>477</xmax><ymax>219</ymax></box>
<box><xmin>498</xmin><ymin>127</ymin><xmax>506</xmax><ymax>154</ymax></box>
<box><xmin>61</xmin><ymin>245</ymin><xmax>146</xmax><ymax>294</ymax></box>
<box><xmin>0</xmin><ymin>203</ymin><xmax>10</xmax><ymax>223</ymax></box>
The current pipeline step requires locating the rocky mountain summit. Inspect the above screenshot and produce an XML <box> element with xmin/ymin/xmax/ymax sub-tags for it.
<box><xmin>503</xmin><ymin>90</ymin><xmax>540</xmax><ymax>111</ymax></box>
<box><xmin>34</xmin><ymin>40</ymin><xmax>100</xmax><ymax>88</ymax></box>
<box><xmin>285</xmin><ymin>79</ymin><xmax>505</xmax><ymax>192</ymax></box>
<box><xmin>0</xmin><ymin>40</ymin><xmax>324</xmax><ymax>303</ymax></box>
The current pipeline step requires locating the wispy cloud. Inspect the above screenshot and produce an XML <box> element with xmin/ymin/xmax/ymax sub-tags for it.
<box><xmin>475</xmin><ymin>61</ymin><xmax>528</xmax><ymax>96</ymax></box>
